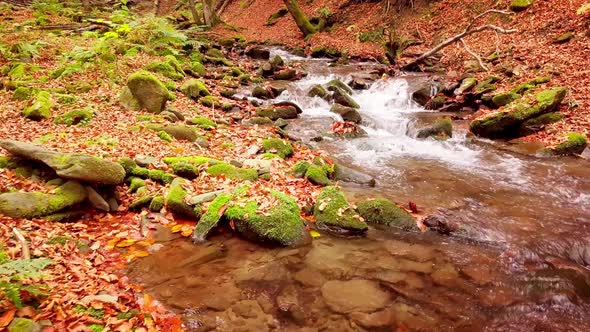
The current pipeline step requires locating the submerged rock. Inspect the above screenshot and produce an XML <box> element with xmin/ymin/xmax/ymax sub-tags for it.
<box><xmin>333</xmin><ymin>163</ymin><xmax>376</xmax><ymax>187</ymax></box>
<box><xmin>470</xmin><ymin>87</ymin><xmax>567</xmax><ymax>138</ymax></box>
<box><xmin>416</xmin><ymin>117</ymin><xmax>453</xmax><ymax>140</ymax></box>
<box><xmin>314</xmin><ymin>186</ymin><xmax>368</xmax><ymax>234</ymax></box>
<box><xmin>321</xmin><ymin>279</ymin><xmax>391</xmax><ymax>313</ymax></box>
<box><xmin>256</xmin><ymin>106</ymin><xmax>298</xmax><ymax>120</ymax></box>
<box><xmin>330</xmin><ymin>104</ymin><xmax>361</xmax><ymax>123</ymax></box>
<box><xmin>0</xmin><ymin>181</ymin><xmax>86</xmax><ymax>219</ymax></box>
<box><xmin>330</xmin><ymin>86</ymin><xmax>360</xmax><ymax>109</ymax></box>
<box><xmin>357</xmin><ymin>198</ymin><xmax>417</xmax><ymax>231</ymax></box>
<box><xmin>122</xmin><ymin>70</ymin><xmax>171</xmax><ymax>113</ymax></box>
<box><xmin>0</xmin><ymin>140</ymin><xmax>125</xmax><ymax>184</ymax></box>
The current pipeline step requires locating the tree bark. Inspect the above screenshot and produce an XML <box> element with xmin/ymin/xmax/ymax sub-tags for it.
<box><xmin>283</xmin><ymin>0</ymin><xmax>317</xmax><ymax>37</ymax></box>
<box><xmin>202</xmin><ymin>0</ymin><xmax>220</xmax><ymax>26</ymax></box>
<box><xmin>187</xmin><ymin>0</ymin><xmax>203</xmax><ymax>25</ymax></box>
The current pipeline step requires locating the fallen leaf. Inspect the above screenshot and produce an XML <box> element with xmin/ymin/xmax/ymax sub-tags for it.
<box><xmin>0</xmin><ymin>308</ymin><xmax>16</xmax><ymax>328</ymax></box>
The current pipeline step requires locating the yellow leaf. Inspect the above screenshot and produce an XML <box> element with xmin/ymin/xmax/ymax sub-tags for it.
<box><xmin>309</xmin><ymin>230</ymin><xmax>321</xmax><ymax>238</ymax></box>
<box><xmin>106</xmin><ymin>238</ymin><xmax>120</xmax><ymax>250</ymax></box>
<box><xmin>136</xmin><ymin>239</ymin><xmax>155</xmax><ymax>247</ymax></box>
<box><xmin>134</xmin><ymin>250</ymin><xmax>150</xmax><ymax>258</ymax></box>
<box><xmin>116</xmin><ymin>239</ymin><xmax>137</xmax><ymax>247</ymax></box>
<box><xmin>171</xmin><ymin>224</ymin><xmax>184</xmax><ymax>233</ymax></box>
<box><xmin>181</xmin><ymin>228</ymin><xmax>193</xmax><ymax>237</ymax></box>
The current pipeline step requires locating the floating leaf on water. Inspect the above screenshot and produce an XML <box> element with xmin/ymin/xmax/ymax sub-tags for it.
<box><xmin>309</xmin><ymin>230</ymin><xmax>321</xmax><ymax>238</ymax></box>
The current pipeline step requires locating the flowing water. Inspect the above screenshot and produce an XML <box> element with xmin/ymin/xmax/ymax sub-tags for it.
<box><xmin>127</xmin><ymin>50</ymin><xmax>590</xmax><ymax>331</ymax></box>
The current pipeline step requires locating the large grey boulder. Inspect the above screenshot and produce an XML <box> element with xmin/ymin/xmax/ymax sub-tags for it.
<box><xmin>0</xmin><ymin>181</ymin><xmax>87</xmax><ymax>219</ymax></box>
<box><xmin>0</xmin><ymin>140</ymin><xmax>125</xmax><ymax>184</ymax></box>
<box><xmin>121</xmin><ymin>70</ymin><xmax>171</xmax><ymax>113</ymax></box>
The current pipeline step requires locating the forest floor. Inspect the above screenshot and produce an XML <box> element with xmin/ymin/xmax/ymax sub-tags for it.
<box><xmin>217</xmin><ymin>0</ymin><xmax>590</xmax><ymax>147</ymax></box>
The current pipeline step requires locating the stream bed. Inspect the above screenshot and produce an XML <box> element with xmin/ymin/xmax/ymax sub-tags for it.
<box><xmin>127</xmin><ymin>50</ymin><xmax>590</xmax><ymax>331</ymax></box>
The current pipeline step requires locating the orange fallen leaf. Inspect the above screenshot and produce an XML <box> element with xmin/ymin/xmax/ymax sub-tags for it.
<box><xmin>0</xmin><ymin>308</ymin><xmax>16</xmax><ymax>328</ymax></box>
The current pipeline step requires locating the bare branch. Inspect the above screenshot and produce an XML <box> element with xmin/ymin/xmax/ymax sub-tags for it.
<box><xmin>12</xmin><ymin>227</ymin><xmax>30</xmax><ymax>260</ymax></box>
<box><xmin>460</xmin><ymin>38</ymin><xmax>488</xmax><ymax>71</ymax></box>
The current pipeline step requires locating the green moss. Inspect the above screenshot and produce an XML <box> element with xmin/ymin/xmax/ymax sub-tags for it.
<box><xmin>304</xmin><ymin>164</ymin><xmax>331</xmax><ymax>186</ymax></box>
<box><xmin>492</xmin><ymin>92</ymin><xmax>520</xmax><ymax>107</ymax></box>
<box><xmin>417</xmin><ymin>117</ymin><xmax>453</xmax><ymax>140</ymax></box>
<box><xmin>180</xmin><ymin>79</ymin><xmax>210</xmax><ymax>99</ymax></box>
<box><xmin>128</xmin><ymin>194</ymin><xmax>155</xmax><ymax>211</ymax></box>
<box><xmin>357</xmin><ymin>198</ymin><xmax>416</xmax><ymax>231</ymax></box>
<box><xmin>0</xmin><ymin>157</ymin><xmax>18</xmax><ymax>169</ymax></box>
<box><xmin>220</xmin><ymin>89</ymin><xmax>236</xmax><ymax>98</ymax></box>
<box><xmin>149</xmin><ymin>195</ymin><xmax>164</xmax><ymax>211</ymax></box>
<box><xmin>261</xmin><ymin>138</ymin><xmax>293</xmax><ymax>159</ymax></box>
<box><xmin>171</xmin><ymin>162</ymin><xmax>199</xmax><ymax>179</ymax></box>
<box><xmin>126</xmin><ymin>70</ymin><xmax>171</xmax><ymax>113</ymax></box>
<box><xmin>522</xmin><ymin>112</ymin><xmax>563</xmax><ymax>126</ymax></box>
<box><xmin>167</xmin><ymin>178</ymin><xmax>200</xmax><ymax>219</ymax></box>
<box><xmin>87</xmin><ymin>325</ymin><xmax>105</xmax><ymax>332</ymax></box>
<box><xmin>129</xmin><ymin>177</ymin><xmax>146</xmax><ymax>193</ymax></box>
<box><xmin>313</xmin><ymin>186</ymin><xmax>368</xmax><ymax>233</ymax></box>
<box><xmin>148</xmin><ymin>169</ymin><xmax>175</xmax><ymax>184</ymax></box>
<box><xmin>308</xmin><ymin>84</ymin><xmax>327</xmax><ymax>98</ymax></box>
<box><xmin>130</xmin><ymin>166</ymin><xmax>149</xmax><ymax>178</ymax></box>
<box><xmin>136</xmin><ymin>115</ymin><xmax>155</xmax><ymax>122</ymax></box>
<box><xmin>8</xmin><ymin>318</ymin><xmax>39</xmax><ymax>332</ymax></box>
<box><xmin>11</xmin><ymin>86</ymin><xmax>34</xmax><ymax>101</ymax></box>
<box><xmin>163</xmin><ymin>156</ymin><xmax>221</xmax><ymax>165</ymax></box>
<box><xmin>206</xmin><ymin>48</ymin><xmax>224</xmax><ymax>58</ymax></box>
<box><xmin>551</xmin><ymin>132</ymin><xmax>588</xmax><ymax>155</ymax></box>
<box><xmin>292</xmin><ymin>161</ymin><xmax>310</xmax><ymax>178</ymax></box>
<box><xmin>23</xmin><ymin>90</ymin><xmax>52</xmax><ymax>120</ymax></box>
<box><xmin>199</xmin><ymin>95</ymin><xmax>221</xmax><ymax>108</ymax></box>
<box><xmin>54</xmin><ymin>108</ymin><xmax>93</xmax><ymax>126</ymax></box>
<box><xmin>553</xmin><ymin>31</ymin><xmax>573</xmax><ymax>44</ymax></box>
<box><xmin>146</xmin><ymin>124</ymin><xmax>198</xmax><ymax>141</ymax></box>
<box><xmin>326</xmin><ymin>79</ymin><xmax>352</xmax><ymax>95</ymax></box>
<box><xmin>44</xmin><ymin>210</ymin><xmax>85</xmax><ymax>222</ymax></box>
<box><xmin>189</xmin><ymin>61</ymin><xmax>206</xmax><ymax>77</ymax></box>
<box><xmin>47</xmin><ymin>235</ymin><xmax>86</xmax><ymax>249</ymax></box>
<box><xmin>158</xmin><ymin>130</ymin><xmax>173</xmax><ymax>142</ymax></box>
<box><xmin>221</xmin><ymin>103</ymin><xmax>234</xmax><ymax>112</ymax></box>
<box><xmin>206</xmin><ymin>163</ymin><xmax>258</xmax><ymax>181</ymax></box>
<box><xmin>219</xmin><ymin>142</ymin><xmax>235</xmax><ymax>149</ymax></box>
<box><xmin>73</xmin><ymin>305</ymin><xmax>104</xmax><ymax>319</ymax></box>
<box><xmin>187</xmin><ymin>116</ymin><xmax>217</xmax><ymax>129</ymax></box>
<box><xmin>224</xmin><ymin>190</ymin><xmax>304</xmax><ymax>245</ymax></box>
<box><xmin>510</xmin><ymin>0</ymin><xmax>534</xmax><ymax>12</ymax></box>
<box><xmin>146</xmin><ymin>55</ymin><xmax>185</xmax><ymax>80</ymax></box>
<box><xmin>262</xmin><ymin>152</ymin><xmax>279</xmax><ymax>159</ymax></box>
<box><xmin>116</xmin><ymin>309</ymin><xmax>140</xmax><ymax>320</ymax></box>
<box><xmin>193</xmin><ymin>193</ymin><xmax>233</xmax><ymax>241</ymax></box>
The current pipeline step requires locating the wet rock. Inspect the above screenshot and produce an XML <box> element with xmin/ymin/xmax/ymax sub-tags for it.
<box><xmin>330</xmin><ymin>104</ymin><xmax>361</xmax><ymax>123</ymax></box>
<box><xmin>314</xmin><ymin>186</ymin><xmax>368</xmax><ymax>234</ymax></box>
<box><xmin>256</xmin><ymin>106</ymin><xmax>298</xmax><ymax>120</ymax></box>
<box><xmin>294</xmin><ymin>267</ymin><xmax>325</xmax><ymax>287</ymax></box>
<box><xmin>86</xmin><ymin>186</ymin><xmax>110</xmax><ymax>212</ymax></box>
<box><xmin>333</xmin><ymin>163</ymin><xmax>376</xmax><ymax>187</ymax></box>
<box><xmin>167</xmin><ymin>178</ymin><xmax>200</xmax><ymax>219</ymax></box>
<box><xmin>192</xmin><ymin>193</ymin><xmax>232</xmax><ymax>242</ymax></box>
<box><xmin>261</xmin><ymin>62</ymin><xmax>274</xmax><ymax>77</ymax></box>
<box><xmin>348</xmin><ymin>74</ymin><xmax>374</xmax><ymax>90</ymax></box>
<box><xmin>23</xmin><ymin>91</ymin><xmax>52</xmax><ymax>120</ymax></box>
<box><xmin>245</xmin><ymin>46</ymin><xmax>270</xmax><ymax>60</ymax></box>
<box><xmin>274</xmin><ymin>69</ymin><xmax>296</xmax><ymax>80</ymax></box>
<box><xmin>276</xmin><ymin>285</ymin><xmax>306</xmax><ymax>324</ymax></box>
<box><xmin>416</xmin><ymin>117</ymin><xmax>453</xmax><ymax>140</ymax></box>
<box><xmin>330</xmin><ymin>86</ymin><xmax>360</xmax><ymax>109</ymax></box>
<box><xmin>122</xmin><ymin>70</ymin><xmax>171</xmax><ymax>113</ymax></box>
<box><xmin>357</xmin><ymin>198</ymin><xmax>417</xmax><ymax>231</ymax></box>
<box><xmin>412</xmin><ymin>85</ymin><xmax>433</xmax><ymax>106</ymax></box>
<box><xmin>308</xmin><ymin>84</ymin><xmax>328</xmax><ymax>99</ymax></box>
<box><xmin>0</xmin><ymin>181</ymin><xmax>87</xmax><ymax>219</ymax></box>
<box><xmin>252</xmin><ymin>86</ymin><xmax>274</xmax><ymax>99</ymax></box>
<box><xmin>272</xmin><ymin>101</ymin><xmax>303</xmax><ymax>114</ymax></box>
<box><xmin>224</xmin><ymin>190</ymin><xmax>305</xmax><ymax>246</ymax></box>
<box><xmin>326</xmin><ymin>79</ymin><xmax>353</xmax><ymax>95</ymax></box>
<box><xmin>470</xmin><ymin>87</ymin><xmax>567</xmax><ymax>138</ymax></box>
<box><xmin>216</xmin><ymin>300</ymin><xmax>278</xmax><ymax>331</ymax></box>
<box><xmin>549</xmin><ymin>132</ymin><xmax>588</xmax><ymax>155</ymax></box>
<box><xmin>0</xmin><ymin>140</ymin><xmax>125</xmax><ymax>184</ymax></box>
<box><xmin>454</xmin><ymin>77</ymin><xmax>477</xmax><ymax>95</ymax></box>
<box><xmin>321</xmin><ymin>279</ymin><xmax>391</xmax><ymax>313</ymax></box>
<box><xmin>269</xmin><ymin>55</ymin><xmax>285</xmax><ymax>70</ymax></box>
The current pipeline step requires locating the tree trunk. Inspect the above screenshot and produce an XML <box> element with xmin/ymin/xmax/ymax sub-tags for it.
<box><xmin>283</xmin><ymin>0</ymin><xmax>317</xmax><ymax>37</ymax></box>
<box><xmin>202</xmin><ymin>0</ymin><xmax>220</xmax><ymax>26</ymax></box>
<box><xmin>187</xmin><ymin>0</ymin><xmax>203</xmax><ymax>25</ymax></box>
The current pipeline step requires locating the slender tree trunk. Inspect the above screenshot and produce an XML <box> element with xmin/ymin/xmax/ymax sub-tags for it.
<box><xmin>187</xmin><ymin>0</ymin><xmax>203</xmax><ymax>25</ymax></box>
<box><xmin>283</xmin><ymin>0</ymin><xmax>317</xmax><ymax>37</ymax></box>
<box><xmin>201</xmin><ymin>0</ymin><xmax>220</xmax><ymax>26</ymax></box>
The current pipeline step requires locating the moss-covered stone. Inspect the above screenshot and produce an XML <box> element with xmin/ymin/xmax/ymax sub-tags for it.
<box><xmin>256</xmin><ymin>106</ymin><xmax>298</xmax><ymax>120</ymax></box>
<box><xmin>23</xmin><ymin>90</ymin><xmax>52</xmax><ymax>120</ymax></box>
<box><xmin>54</xmin><ymin>108</ymin><xmax>93</xmax><ymax>126</ymax></box>
<box><xmin>252</xmin><ymin>86</ymin><xmax>273</xmax><ymax>99</ymax></box>
<box><xmin>118</xmin><ymin>157</ymin><xmax>138</xmax><ymax>175</ymax></box>
<box><xmin>148</xmin><ymin>169</ymin><xmax>175</xmax><ymax>184</ymax></box>
<box><xmin>192</xmin><ymin>193</ymin><xmax>233</xmax><ymax>242</ymax></box>
<box><xmin>330</xmin><ymin>104</ymin><xmax>361</xmax><ymax>123</ymax></box>
<box><xmin>146</xmin><ymin>55</ymin><xmax>185</xmax><ymax>80</ymax></box>
<box><xmin>305</xmin><ymin>164</ymin><xmax>331</xmax><ymax>186</ymax></box>
<box><xmin>166</xmin><ymin>178</ymin><xmax>200</xmax><ymax>218</ymax></box>
<box><xmin>199</xmin><ymin>95</ymin><xmax>221</xmax><ymax>108</ymax></box>
<box><xmin>186</xmin><ymin>116</ymin><xmax>217</xmax><ymax>129</ymax></box>
<box><xmin>519</xmin><ymin>112</ymin><xmax>563</xmax><ymax>135</ymax></box>
<box><xmin>274</xmin><ymin>69</ymin><xmax>296</xmax><ymax>80</ymax></box>
<box><xmin>330</xmin><ymin>86</ymin><xmax>360</xmax><ymax>109</ymax></box>
<box><xmin>308</xmin><ymin>84</ymin><xmax>328</xmax><ymax>98</ymax></box>
<box><xmin>492</xmin><ymin>91</ymin><xmax>520</xmax><ymax>107</ymax></box>
<box><xmin>8</xmin><ymin>318</ymin><xmax>41</xmax><ymax>332</ymax></box>
<box><xmin>553</xmin><ymin>31</ymin><xmax>574</xmax><ymax>44</ymax></box>
<box><xmin>326</xmin><ymin>79</ymin><xmax>353</xmax><ymax>95</ymax></box>
<box><xmin>206</xmin><ymin>163</ymin><xmax>258</xmax><ymax>181</ymax></box>
<box><xmin>470</xmin><ymin>87</ymin><xmax>567</xmax><ymax>138</ymax></box>
<box><xmin>12</xmin><ymin>86</ymin><xmax>35</xmax><ymax>101</ymax></box>
<box><xmin>146</xmin><ymin>124</ymin><xmax>198</xmax><ymax>141</ymax></box>
<box><xmin>313</xmin><ymin>186</ymin><xmax>368</xmax><ymax>234</ymax></box>
<box><xmin>416</xmin><ymin>117</ymin><xmax>453</xmax><ymax>140</ymax></box>
<box><xmin>224</xmin><ymin>190</ymin><xmax>304</xmax><ymax>246</ymax></box>
<box><xmin>0</xmin><ymin>181</ymin><xmax>87</xmax><ymax>219</ymax></box>
<box><xmin>455</xmin><ymin>77</ymin><xmax>477</xmax><ymax>95</ymax></box>
<box><xmin>357</xmin><ymin>198</ymin><xmax>417</xmax><ymax>231</ymax></box>
<box><xmin>180</xmin><ymin>79</ymin><xmax>210</xmax><ymax>99</ymax></box>
<box><xmin>269</xmin><ymin>55</ymin><xmax>285</xmax><ymax>69</ymax></box>
<box><xmin>550</xmin><ymin>132</ymin><xmax>587</xmax><ymax>155</ymax></box>
<box><xmin>44</xmin><ymin>210</ymin><xmax>85</xmax><ymax>222</ymax></box>
<box><xmin>129</xmin><ymin>177</ymin><xmax>145</xmax><ymax>193</ymax></box>
<box><xmin>171</xmin><ymin>162</ymin><xmax>199</xmax><ymax>179</ymax></box>
<box><xmin>158</xmin><ymin>130</ymin><xmax>173</xmax><ymax>142</ymax></box>
<box><xmin>149</xmin><ymin>195</ymin><xmax>164</xmax><ymax>212</ymax></box>
<box><xmin>128</xmin><ymin>194</ymin><xmax>155</xmax><ymax>211</ymax></box>
<box><xmin>163</xmin><ymin>156</ymin><xmax>220</xmax><ymax>165</ymax></box>
<box><xmin>187</xmin><ymin>61</ymin><xmax>206</xmax><ymax>77</ymax></box>
<box><xmin>510</xmin><ymin>0</ymin><xmax>534</xmax><ymax>12</ymax></box>
<box><xmin>123</xmin><ymin>70</ymin><xmax>171</xmax><ymax>113</ymax></box>
<box><xmin>292</xmin><ymin>161</ymin><xmax>310</xmax><ymax>178</ymax></box>
<box><xmin>220</xmin><ymin>88</ymin><xmax>237</xmax><ymax>98</ymax></box>
<box><xmin>262</xmin><ymin>138</ymin><xmax>293</xmax><ymax>159</ymax></box>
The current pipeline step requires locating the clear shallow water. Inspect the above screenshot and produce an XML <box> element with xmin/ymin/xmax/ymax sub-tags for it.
<box><xmin>128</xmin><ymin>52</ymin><xmax>590</xmax><ymax>331</ymax></box>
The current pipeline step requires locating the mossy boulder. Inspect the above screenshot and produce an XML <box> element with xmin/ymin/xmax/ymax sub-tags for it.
<box><xmin>146</xmin><ymin>124</ymin><xmax>199</xmax><ymax>141</ymax></box>
<box><xmin>326</xmin><ymin>79</ymin><xmax>353</xmax><ymax>95</ymax></box>
<box><xmin>171</xmin><ymin>162</ymin><xmax>199</xmax><ymax>179</ymax></box>
<box><xmin>454</xmin><ymin>77</ymin><xmax>477</xmax><ymax>95</ymax></box>
<box><xmin>331</xmin><ymin>86</ymin><xmax>360</xmax><ymax>109</ymax></box>
<box><xmin>12</xmin><ymin>86</ymin><xmax>35</xmax><ymax>101</ymax></box>
<box><xmin>305</xmin><ymin>164</ymin><xmax>331</xmax><ymax>186</ymax></box>
<box><xmin>122</xmin><ymin>70</ymin><xmax>171</xmax><ymax>113</ymax></box>
<box><xmin>549</xmin><ymin>132</ymin><xmax>587</xmax><ymax>155</ymax></box>
<box><xmin>492</xmin><ymin>92</ymin><xmax>520</xmax><ymax>107</ymax></box>
<box><xmin>206</xmin><ymin>163</ymin><xmax>258</xmax><ymax>181</ymax></box>
<box><xmin>357</xmin><ymin>198</ymin><xmax>417</xmax><ymax>231</ymax></box>
<box><xmin>7</xmin><ymin>318</ymin><xmax>41</xmax><ymax>332</ymax></box>
<box><xmin>519</xmin><ymin>112</ymin><xmax>563</xmax><ymax>135</ymax></box>
<box><xmin>180</xmin><ymin>79</ymin><xmax>210</xmax><ymax>99</ymax></box>
<box><xmin>256</xmin><ymin>106</ymin><xmax>298</xmax><ymax>120</ymax></box>
<box><xmin>0</xmin><ymin>181</ymin><xmax>87</xmax><ymax>219</ymax></box>
<box><xmin>23</xmin><ymin>91</ymin><xmax>52</xmax><ymax>120</ymax></box>
<box><xmin>416</xmin><ymin>117</ymin><xmax>453</xmax><ymax>140</ymax></box>
<box><xmin>129</xmin><ymin>177</ymin><xmax>146</xmax><ymax>193</ymax></box>
<box><xmin>262</xmin><ymin>138</ymin><xmax>293</xmax><ymax>159</ymax></box>
<box><xmin>308</xmin><ymin>84</ymin><xmax>328</xmax><ymax>99</ymax></box>
<box><xmin>492</xmin><ymin>77</ymin><xmax>551</xmax><ymax>107</ymax></box>
<box><xmin>163</xmin><ymin>156</ymin><xmax>221</xmax><ymax>166</ymax></box>
<box><xmin>187</xmin><ymin>116</ymin><xmax>217</xmax><ymax>129</ymax></box>
<box><xmin>167</xmin><ymin>178</ymin><xmax>201</xmax><ymax>219</ymax></box>
<box><xmin>129</xmin><ymin>194</ymin><xmax>155</xmax><ymax>211</ymax></box>
<box><xmin>0</xmin><ymin>140</ymin><xmax>125</xmax><ymax>184</ymax></box>
<box><xmin>199</xmin><ymin>95</ymin><xmax>221</xmax><ymax>108</ymax></box>
<box><xmin>274</xmin><ymin>69</ymin><xmax>297</xmax><ymax>80</ymax></box>
<box><xmin>269</xmin><ymin>55</ymin><xmax>285</xmax><ymax>70</ymax></box>
<box><xmin>330</xmin><ymin>104</ymin><xmax>361</xmax><ymax>123</ymax></box>
<box><xmin>246</xmin><ymin>116</ymin><xmax>274</xmax><ymax>126</ymax></box>
<box><xmin>224</xmin><ymin>189</ymin><xmax>304</xmax><ymax>246</ymax></box>
<box><xmin>252</xmin><ymin>86</ymin><xmax>274</xmax><ymax>99</ymax></box>
<box><xmin>314</xmin><ymin>186</ymin><xmax>368</xmax><ymax>234</ymax></box>
<box><xmin>510</xmin><ymin>0</ymin><xmax>534</xmax><ymax>12</ymax></box>
<box><xmin>192</xmin><ymin>193</ymin><xmax>233</xmax><ymax>242</ymax></box>
<box><xmin>470</xmin><ymin>87</ymin><xmax>567</xmax><ymax>138</ymax></box>
<box><xmin>54</xmin><ymin>108</ymin><xmax>93</xmax><ymax>126</ymax></box>
<box><xmin>149</xmin><ymin>195</ymin><xmax>165</xmax><ymax>212</ymax></box>
<box><xmin>292</xmin><ymin>161</ymin><xmax>310</xmax><ymax>178</ymax></box>
<box><xmin>146</xmin><ymin>55</ymin><xmax>185</xmax><ymax>80</ymax></box>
